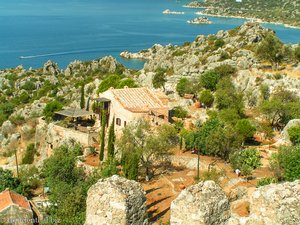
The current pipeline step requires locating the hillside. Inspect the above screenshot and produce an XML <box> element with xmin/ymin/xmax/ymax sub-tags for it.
<box><xmin>0</xmin><ymin>22</ymin><xmax>300</xmax><ymax>224</ymax></box>
<box><xmin>186</xmin><ymin>0</ymin><xmax>300</xmax><ymax>28</ymax></box>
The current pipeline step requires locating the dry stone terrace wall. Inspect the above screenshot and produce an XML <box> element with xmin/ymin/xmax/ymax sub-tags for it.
<box><xmin>85</xmin><ymin>175</ymin><xmax>149</xmax><ymax>225</ymax></box>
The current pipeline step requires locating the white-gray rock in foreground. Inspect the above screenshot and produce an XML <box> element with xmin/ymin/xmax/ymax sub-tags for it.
<box><xmin>170</xmin><ymin>180</ymin><xmax>230</xmax><ymax>225</ymax></box>
<box><xmin>226</xmin><ymin>180</ymin><xmax>300</xmax><ymax>225</ymax></box>
<box><xmin>85</xmin><ymin>175</ymin><xmax>148</xmax><ymax>225</ymax></box>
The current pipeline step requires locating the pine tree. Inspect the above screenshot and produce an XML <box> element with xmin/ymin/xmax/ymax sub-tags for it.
<box><xmin>99</xmin><ymin>110</ymin><xmax>106</xmax><ymax>161</ymax></box>
<box><xmin>80</xmin><ymin>84</ymin><xmax>85</xmax><ymax>109</ymax></box>
<box><xmin>107</xmin><ymin>118</ymin><xmax>115</xmax><ymax>159</ymax></box>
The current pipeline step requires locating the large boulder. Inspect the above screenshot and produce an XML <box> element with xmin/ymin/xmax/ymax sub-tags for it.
<box><xmin>248</xmin><ymin>180</ymin><xmax>300</xmax><ymax>225</ymax></box>
<box><xmin>85</xmin><ymin>175</ymin><xmax>148</xmax><ymax>225</ymax></box>
<box><xmin>227</xmin><ymin>180</ymin><xmax>300</xmax><ymax>225</ymax></box>
<box><xmin>275</xmin><ymin>119</ymin><xmax>300</xmax><ymax>146</ymax></box>
<box><xmin>170</xmin><ymin>181</ymin><xmax>230</xmax><ymax>225</ymax></box>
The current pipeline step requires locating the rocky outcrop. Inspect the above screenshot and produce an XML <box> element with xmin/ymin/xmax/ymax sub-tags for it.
<box><xmin>64</xmin><ymin>56</ymin><xmax>124</xmax><ymax>77</ymax></box>
<box><xmin>187</xmin><ymin>17</ymin><xmax>212</xmax><ymax>24</ymax></box>
<box><xmin>85</xmin><ymin>175</ymin><xmax>148</xmax><ymax>225</ymax></box>
<box><xmin>274</xmin><ymin>119</ymin><xmax>300</xmax><ymax>146</ymax></box>
<box><xmin>43</xmin><ymin>60</ymin><xmax>60</xmax><ymax>75</ymax></box>
<box><xmin>123</xmin><ymin>22</ymin><xmax>273</xmax><ymax>94</ymax></box>
<box><xmin>228</xmin><ymin>180</ymin><xmax>300</xmax><ymax>225</ymax></box>
<box><xmin>163</xmin><ymin>9</ymin><xmax>185</xmax><ymax>15</ymax></box>
<box><xmin>170</xmin><ymin>181</ymin><xmax>230</xmax><ymax>225</ymax></box>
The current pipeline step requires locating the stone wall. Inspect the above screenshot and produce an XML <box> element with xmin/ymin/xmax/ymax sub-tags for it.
<box><xmin>170</xmin><ymin>181</ymin><xmax>230</xmax><ymax>225</ymax></box>
<box><xmin>85</xmin><ymin>175</ymin><xmax>148</xmax><ymax>225</ymax></box>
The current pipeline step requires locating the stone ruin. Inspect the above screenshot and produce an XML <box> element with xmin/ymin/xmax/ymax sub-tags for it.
<box><xmin>85</xmin><ymin>175</ymin><xmax>148</xmax><ymax>225</ymax></box>
<box><xmin>85</xmin><ymin>176</ymin><xmax>300</xmax><ymax>225</ymax></box>
<box><xmin>170</xmin><ymin>181</ymin><xmax>230</xmax><ymax>225</ymax></box>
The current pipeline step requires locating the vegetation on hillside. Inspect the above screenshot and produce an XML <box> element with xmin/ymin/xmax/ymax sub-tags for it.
<box><xmin>193</xmin><ymin>0</ymin><xmax>300</xmax><ymax>27</ymax></box>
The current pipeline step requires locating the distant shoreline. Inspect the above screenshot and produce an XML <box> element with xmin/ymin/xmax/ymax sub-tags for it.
<box><xmin>195</xmin><ymin>11</ymin><xmax>300</xmax><ymax>30</ymax></box>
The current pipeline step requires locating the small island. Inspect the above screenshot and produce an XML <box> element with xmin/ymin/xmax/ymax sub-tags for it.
<box><xmin>187</xmin><ymin>17</ymin><xmax>212</xmax><ymax>25</ymax></box>
<box><xmin>163</xmin><ymin>9</ymin><xmax>185</xmax><ymax>15</ymax></box>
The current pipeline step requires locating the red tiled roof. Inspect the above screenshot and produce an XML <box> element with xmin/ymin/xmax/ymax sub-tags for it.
<box><xmin>0</xmin><ymin>189</ymin><xmax>31</xmax><ymax>211</ymax></box>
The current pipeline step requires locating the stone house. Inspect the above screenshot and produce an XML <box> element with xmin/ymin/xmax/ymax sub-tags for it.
<box><xmin>0</xmin><ymin>189</ymin><xmax>34</xmax><ymax>225</ymax></box>
<box><xmin>97</xmin><ymin>87</ymin><xmax>169</xmax><ymax>129</ymax></box>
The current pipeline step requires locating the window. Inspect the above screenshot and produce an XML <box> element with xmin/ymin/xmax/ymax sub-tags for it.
<box><xmin>116</xmin><ymin>118</ymin><xmax>121</xmax><ymax>126</ymax></box>
<box><xmin>124</xmin><ymin>121</ymin><xmax>127</xmax><ymax>127</ymax></box>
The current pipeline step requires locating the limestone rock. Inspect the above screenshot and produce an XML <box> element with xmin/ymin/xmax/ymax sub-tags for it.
<box><xmin>170</xmin><ymin>181</ymin><xmax>230</xmax><ymax>225</ymax></box>
<box><xmin>275</xmin><ymin>119</ymin><xmax>300</xmax><ymax>146</ymax></box>
<box><xmin>227</xmin><ymin>180</ymin><xmax>300</xmax><ymax>225</ymax></box>
<box><xmin>1</xmin><ymin>120</ymin><xmax>14</xmax><ymax>137</ymax></box>
<box><xmin>85</xmin><ymin>175</ymin><xmax>148</xmax><ymax>225</ymax></box>
<box><xmin>43</xmin><ymin>60</ymin><xmax>60</xmax><ymax>75</ymax></box>
<box><xmin>248</xmin><ymin>180</ymin><xmax>300</xmax><ymax>225</ymax></box>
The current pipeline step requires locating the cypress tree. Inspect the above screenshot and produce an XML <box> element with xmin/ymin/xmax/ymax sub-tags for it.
<box><xmin>107</xmin><ymin>118</ymin><xmax>115</xmax><ymax>159</ymax></box>
<box><xmin>99</xmin><ymin>110</ymin><xmax>106</xmax><ymax>161</ymax></box>
<box><xmin>80</xmin><ymin>84</ymin><xmax>85</xmax><ymax>109</ymax></box>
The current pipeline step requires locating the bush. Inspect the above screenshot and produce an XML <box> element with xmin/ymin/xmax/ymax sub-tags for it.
<box><xmin>176</xmin><ymin>78</ymin><xmax>192</xmax><ymax>96</ymax></box>
<box><xmin>214</xmin><ymin>38</ymin><xmax>225</xmax><ymax>48</ymax></box>
<box><xmin>173</xmin><ymin>106</ymin><xmax>188</xmax><ymax>119</ymax></box>
<box><xmin>10</xmin><ymin>114</ymin><xmax>25</xmax><ymax>126</ymax></box>
<box><xmin>200</xmin><ymin>70</ymin><xmax>220</xmax><ymax>91</ymax></box>
<box><xmin>295</xmin><ymin>44</ymin><xmax>300</xmax><ymax>61</ymax></box>
<box><xmin>21</xmin><ymin>81</ymin><xmax>35</xmax><ymax>91</ymax></box>
<box><xmin>235</xmin><ymin>119</ymin><xmax>256</xmax><ymax>143</ymax></box>
<box><xmin>200</xmin><ymin>167</ymin><xmax>225</xmax><ymax>184</ymax></box>
<box><xmin>152</xmin><ymin>68</ymin><xmax>167</xmax><ymax>89</ymax></box>
<box><xmin>22</xmin><ymin>143</ymin><xmax>37</xmax><ymax>164</ymax></box>
<box><xmin>230</xmin><ymin>148</ymin><xmax>261</xmax><ymax>176</ymax></box>
<box><xmin>275</xmin><ymin>145</ymin><xmax>300</xmax><ymax>181</ymax></box>
<box><xmin>256</xmin><ymin>177</ymin><xmax>277</xmax><ymax>187</ymax></box>
<box><xmin>199</xmin><ymin>89</ymin><xmax>214</xmax><ymax>107</ymax></box>
<box><xmin>43</xmin><ymin>100</ymin><xmax>63</xmax><ymax>119</ymax></box>
<box><xmin>288</xmin><ymin>125</ymin><xmax>300</xmax><ymax>145</ymax></box>
<box><xmin>97</xmin><ymin>75</ymin><xmax>137</xmax><ymax>93</ymax></box>
<box><xmin>214</xmin><ymin>65</ymin><xmax>236</xmax><ymax>77</ymax></box>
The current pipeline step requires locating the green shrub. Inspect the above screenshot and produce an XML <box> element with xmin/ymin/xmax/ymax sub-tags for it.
<box><xmin>256</xmin><ymin>177</ymin><xmax>277</xmax><ymax>187</ymax></box>
<box><xmin>200</xmin><ymin>70</ymin><xmax>220</xmax><ymax>91</ymax></box>
<box><xmin>153</xmin><ymin>68</ymin><xmax>167</xmax><ymax>89</ymax></box>
<box><xmin>97</xmin><ymin>74</ymin><xmax>121</xmax><ymax>93</ymax></box>
<box><xmin>275</xmin><ymin>145</ymin><xmax>300</xmax><ymax>181</ymax></box>
<box><xmin>230</xmin><ymin>148</ymin><xmax>261</xmax><ymax>176</ymax></box>
<box><xmin>176</xmin><ymin>78</ymin><xmax>192</xmax><ymax>96</ymax></box>
<box><xmin>101</xmin><ymin>158</ymin><xmax>118</xmax><ymax>178</ymax></box>
<box><xmin>10</xmin><ymin>114</ymin><xmax>25</xmax><ymax>126</ymax></box>
<box><xmin>173</xmin><ymin>106</ymin><xmax>188</xmax><ymax>119</ymax></box>
<box><xmin>199</xmin><ymin>89</ymin><xmax>214</xmax><ymax>107</ymax></box>
<box><xmin>295</xmin><ymin>44</ymin><xmax>300</xmax><ymax>61</ymax></box>
<box><xmin>288</xmin><ymin>125</ymin><xmax>300</xmax><ymax>145</ymax></box>
<box><xmin>21</xmin><ymin>81</ymin><xmax>36</xmax><ymax>91</ymax></box>
<box><xmin>234</xmin><ymin>119</ymin><xmax>256</xmax><ymax>143</ymax></box>
<box><xmin>200</xmin><ymin>167</ymin><xmax>225</xmax><ymax>184</ymax></box>
<box><xmin>214</xmin><ymin>38</ymin><xmax>225</xmax><ymax>48</ymax></box>
<box><xmin>22</xmin><ymin>143</ymin><xmax>37</xmax><ymax>164</ymax></box>
<box><xmin>43</xmin><ymin>100</ymin><xmax>63</xmax><ymax>119</ymax></box>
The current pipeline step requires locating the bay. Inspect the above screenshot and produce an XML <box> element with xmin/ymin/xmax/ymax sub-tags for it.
<box><xmin>0</xmin><ymin>0</ymin><xmax>299</xmax><ymax>70</ymax></box>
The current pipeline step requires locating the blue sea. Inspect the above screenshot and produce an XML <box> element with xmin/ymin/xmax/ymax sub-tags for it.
<box><xmin>0</xmin><ymin>0</ymin><xmax>299</xmax><ymax>70</ymax></box>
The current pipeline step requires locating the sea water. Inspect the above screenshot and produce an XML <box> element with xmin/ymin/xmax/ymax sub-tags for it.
<box><xmin>0</xmin><ymin>0</ymin><xmax>299</xmax><ymax>70</ymax></box>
